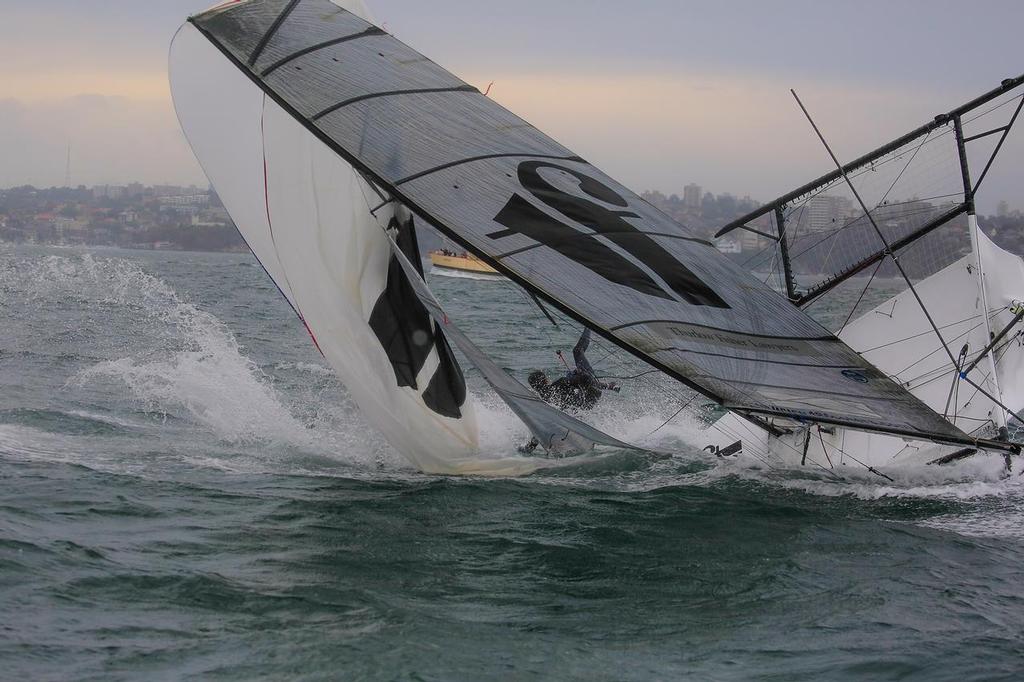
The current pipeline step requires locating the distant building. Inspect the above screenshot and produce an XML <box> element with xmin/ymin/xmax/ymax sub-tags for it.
<box><xmin>683</xmin><ymin>183</ymin><xmax>702</xmax><ymax>210</ymax></box>
<box><xmin>159</xmin><ymin>194</ymin><xmax>210</xmax><ymax>215</ymax></box>
<box><xmin>716</xmin><ymin>237</ymin><xmax>742</xmax><ymax>254</ymax></box>
<box><xmin>740</xmin><ymin>230</ymin><xmax>763</xmax><ymax>252</ymax></box>
<box><xmin>997</xmin><ymin>200</ymin><xmax>1010</xmax><ymax>218</ymax></box>
<box><xmin>92</xmin><ymin>185</ymin><xmax>125</xmax><ymax>200</ymax></box>
<box><xmin>151</xmin><ymin>185</ymin><xmax>194</xmax><ymax>197</ymax></box>
<box><xmin>806</xmin><ymin>195</ymin><xmax>855</xmax><ymax>233</ymax></box>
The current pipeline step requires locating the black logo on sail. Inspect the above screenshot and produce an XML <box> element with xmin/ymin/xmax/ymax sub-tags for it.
<box><xmin>488</xmin><ymin>161</ymin><xmax>728</xmax><ymax>308</ymax></box>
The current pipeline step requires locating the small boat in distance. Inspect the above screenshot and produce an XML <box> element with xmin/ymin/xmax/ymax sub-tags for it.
<box><xmin>428</xmin><ymin>249</ymin><xmax>501</xmax><ymax>276</ymax></box>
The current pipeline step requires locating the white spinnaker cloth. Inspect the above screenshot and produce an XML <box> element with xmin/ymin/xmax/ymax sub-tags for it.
<box><xmin>171</xmin><ymin>21</ymin><xmax>482</xmax><ymax>473</ymax></box>
<box><xmin>703</xmin><ymin>230</ymin><xmax>1024</xmax><ymax>471</ymax></box>
<box><xmin>840</xmin><ymin>228</ymin><xmax>1024</xmax><ymax>434</ymax></box>
<box><xmin>977</xmin><ymin>229</ymin><xmax>1024</xmax><ymax>419</ymax></box>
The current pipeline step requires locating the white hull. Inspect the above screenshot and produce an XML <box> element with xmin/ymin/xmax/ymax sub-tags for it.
<box><xmin>706</xmin><ymin>229</ymin><xmax>1024</xmax><ymax>475</ymax></box>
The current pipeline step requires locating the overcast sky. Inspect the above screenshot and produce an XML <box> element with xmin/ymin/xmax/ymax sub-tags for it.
<box><xmin>1</xmin><ymin>0</ymin><xmax>1021</xmax><ymax>211</ymax></box>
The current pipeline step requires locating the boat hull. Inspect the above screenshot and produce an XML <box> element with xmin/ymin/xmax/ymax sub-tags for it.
<box><xmin>701</xmin><ymin>229</ymin><xmax>1023</xmax><ymax>475</ymax></box>
<box><xmin>429</xmin><ymin>252</ymin><xmax>500</xmax><ymax>275</ymax></box>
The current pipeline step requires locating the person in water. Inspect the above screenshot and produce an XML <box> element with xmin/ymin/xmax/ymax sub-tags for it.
<box><xmin>520</xmin><ymin>329</ymin><xmax>618</xmax><ymax>453</ymax></box>
<box><xmin>527</xmin><ymin>328</ymin><xmax>618</xmax><ymax>411</ymax></box>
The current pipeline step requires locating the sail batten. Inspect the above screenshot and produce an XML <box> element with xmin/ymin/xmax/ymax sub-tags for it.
<box><xmin>260</xmin><ymin>26</ymin><xmax>385</xmax><ymax>76</ymax></box>
<box><xmin>248</xmin><ymin>0</ymin><xmax>302</xmax><ymax>66</ymax></box>
<box><xmin>184</xmin><ymin>0</ymin><xmax>998</xmax><ymax>450</ymax></box>
<box><xmin>313</xmin><ymin>85</ymin><xmax>480</xmax><ymax>120</ymax></box>
<box><xmin>395</xmin><ymin>153</ymin><xmax>586</xmax><ymax>186</ymax></box>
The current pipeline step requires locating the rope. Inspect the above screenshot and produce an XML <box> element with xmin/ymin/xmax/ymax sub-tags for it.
<box><xmin>837</xmin><ymin>259</ymin><xmax>884</xmax><ymax>335</ymax></box>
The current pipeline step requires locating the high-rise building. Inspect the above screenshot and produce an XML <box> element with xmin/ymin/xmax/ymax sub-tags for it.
<box><xmin>997</xmin><ymin>200</ymin><xmax>1010</xmax><ymax>217</ymax></box>
<box><xmin>92</xmin><ymin>185</ymin><xmax>125</xmax><ymax>200</ymax></box>
<box><xmin>683</xmin><ymin>183</ymin><xmax>702</xmax><ymax>210</ymax></box>
<box><xmin>806</xmin><ymin>195</ymin><xmax>855</xmax><ymax>232</ymax></box>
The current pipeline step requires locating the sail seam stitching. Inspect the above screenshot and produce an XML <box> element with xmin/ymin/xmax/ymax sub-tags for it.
<box><xmin>649</xmin><ymin>348</ymin><xmax>866</xmax><ymax>369</ymax></box>
<box><xmin>312</xmin><ymin>85</ymin><xmax>479</xmax><ymax>120</ymax></box>
<box><xmin>607</xmin><ymin>320</ymin><xmax>836</xmax><ymax>342</ymax></box>
<box><xmin>395</xmin><ymin>153</ymin><xmax>585</xmax><ymax>185</ymax></box>
<box><xmin>493</xmin><ymin>232</ymin><xmax>714</xmax><ymax>260</ymax></box>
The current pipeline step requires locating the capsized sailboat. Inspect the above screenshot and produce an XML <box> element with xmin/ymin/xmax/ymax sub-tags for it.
<box><xmin>170</xmin><ymin>0</ymin><xmax>1021</xmax><ymax>475</ymax></box>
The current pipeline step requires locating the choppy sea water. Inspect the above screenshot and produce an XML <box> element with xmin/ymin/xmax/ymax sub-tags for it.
<box><xmin>1</xmin><ymin>244</ymin><xmax>1023</xmax><ymax>681</ymax></box>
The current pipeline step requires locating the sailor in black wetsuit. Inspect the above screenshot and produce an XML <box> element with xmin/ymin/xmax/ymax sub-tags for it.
<box><xmin>527</xmin><ymin>329</ymin><xmax>615</xmax><ymax>411</ymax></box>
<box><xmin>521</xmin><ymin>329</ymin><xmax>618</xmax><ymax>453</ymax></box>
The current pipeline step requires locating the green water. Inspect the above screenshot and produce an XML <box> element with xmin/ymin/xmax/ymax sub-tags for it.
<box><xmin>1</xmin><ymin>245</ymin><xmax>1022</xmax><ymax>680</ymax></box>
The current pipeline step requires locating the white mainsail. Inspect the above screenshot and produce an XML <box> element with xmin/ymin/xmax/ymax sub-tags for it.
<box><xmin>171</xmin><ymin>16</ymin><xmax>482</xmax><ymax>473</ymax></box>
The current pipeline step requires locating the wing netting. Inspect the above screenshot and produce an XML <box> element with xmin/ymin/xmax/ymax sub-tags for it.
<box><xmin>784</xmin><ymin>124</ymin><xmax>965</xmax><ymax>296</ymax></box>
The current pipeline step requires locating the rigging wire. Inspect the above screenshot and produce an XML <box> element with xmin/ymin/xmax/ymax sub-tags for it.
<box><xmin>819</xmin><ymin>429</ymin><xmax>895</xmax><ymax>482</ymax></box>
<box><xmin>813</xmin><ymin>129</ymin><xmax>939</xmax><ymax>279</ymax></box>
<box><xmin>792</xmin><ymin>89</ymin><xmax>1021</xmax><ymax>451</ymax></box>
<box><xmin>881</xmin><ymin>304</ymin><xmax>1009</xmax><ymax>388</ymax></box>
<box><xmin>889</xmin><ymin>318</ymin><xmax>987</xmax><ymax>381</ymax></box>
<box><xmin>787</xmin><ymin>196</ymin><xmax>963</xmax><ymax>265</ymax></box>
<box><xmin>794</xmin><ymin>95</ymin><xmax>959</xmax><ymax>365</ymax></box>
<box><xmin>837</xmin><ymin>260</ymin><xmax>884</xmax><ymax>335</ymax></box>
<box><xmin>857</xmin><ymin>307</ymin><xmax>997</xmax><ymax>354</ymax></box>
<box><xmin>962</xmin><ymin>91</ymin><xmax>1024</xmax><ymax>127</ymax></box>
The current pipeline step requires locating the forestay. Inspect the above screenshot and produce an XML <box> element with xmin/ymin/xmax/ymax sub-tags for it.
<box><xmin>186</xmin><ymin>0</ymin><xmax>979</xmax><ymax>447</ymax></box>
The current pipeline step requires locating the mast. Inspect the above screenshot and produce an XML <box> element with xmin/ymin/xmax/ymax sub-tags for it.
<box><xmin>957</xmin><ymin>113</ymin><xmax>1007</xmax><ymax>434</ymax></box>
<box><xmin>967</xmin><ymin>212</ymin><xmax>1007</xmax><ymax>434</ymax></box>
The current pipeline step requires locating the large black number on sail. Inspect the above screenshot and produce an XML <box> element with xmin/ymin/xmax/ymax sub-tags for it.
<box><xmin>490</xmin><ymin>161</ymin><xmax>729</xmax><ymax>307</ymax></box>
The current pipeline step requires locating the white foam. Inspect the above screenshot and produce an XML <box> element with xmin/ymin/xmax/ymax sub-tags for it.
<box><xmin>64</xmin><ymin>409</ymin><xmax>149</xmax><ymax>430</ymax></box>
<box><xmin>272</xmin><ymin>361</ymin><xmax>336</xmax><ymax>377</ymax></box>
<box><xmin>0</xmin><ymin>253</ymin><xmax>396</xmax><ymax>471</ymax></box>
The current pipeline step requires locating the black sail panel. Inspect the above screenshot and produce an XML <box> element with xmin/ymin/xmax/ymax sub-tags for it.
<box><xmin>189</xmin><ymin>0</ymin><xmax>976</xmax><ymax>446</ymax></box>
